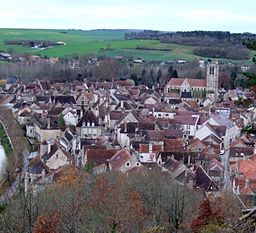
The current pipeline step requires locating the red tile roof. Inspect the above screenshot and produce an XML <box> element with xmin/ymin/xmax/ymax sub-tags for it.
<box><xmin>109</xmin><ymin>149</ymin><xmax>132</xmax><ymax>170</ymax></box>
<box><xmin>167</xmin><ymin>78</ymin><xmax>206</xmax><ymax>87</ymax></box>
<box><xmin>86</xmin><ymin>149</ymin><xmax>119</xmax><ymax>166</ymax></box>
<box><xmin>139</xmin><ymin>144</ymin><xmax>163</xmax><ymax>153</ymax></box>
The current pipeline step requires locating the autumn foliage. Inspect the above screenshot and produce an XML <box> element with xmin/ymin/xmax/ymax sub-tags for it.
<box><xmin>190</xmin><ymin>198</ymin><xmax>226</xmax><ymax>233</ymax></box>
<box><xmin>33</xmin><ymin>213</ymin><xmax>61</xmax><ymax>233</ymax></box>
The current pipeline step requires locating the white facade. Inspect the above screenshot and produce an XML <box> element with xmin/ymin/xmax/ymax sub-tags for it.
<box><xmin>45</xmin><ymin>149</ymin><xmax>70</xmax><ymax>170</ymax></box>
<box><xmin>63</xmin><ymin>111</ymin><xmax>78</xmax><ymax>126</ymax></box>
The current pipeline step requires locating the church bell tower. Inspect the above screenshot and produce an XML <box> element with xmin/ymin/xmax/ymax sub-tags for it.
<box><xmin>206</xmin><ymin>61</ymin><xmax>219</xmax><ymax>101</ymax></box>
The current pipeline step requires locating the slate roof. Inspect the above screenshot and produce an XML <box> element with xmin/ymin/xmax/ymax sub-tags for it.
<box><xmin>51</xmin><ymin>95</ymin><xmax>76</xmax><ymax>104</ymax></box>
<box><xmin>28</xmin><ymin>160</ymin><xmax>49</xmax><ymax>174</ymax></box>
<box><xmin>19</xmin><ymin>110</ymin><xmax>32</xmax><ymax>117</ymax></box>
<box><xmin>194</xmin><ymin>166</ymin><xmax>219</xmax><ymax>191</ymax></box>
<box><xmin>181</xmin><ymin>92</ymin><xmax>192</xmax><ymax>99</ymax></box>
<box><xmin>42</xmin><ymin>144</ymin><xmax>59</xmax><ymax>162</ymax></box>
<box><xmin>77</xmin><ymin>110</ymin><xmax>99</xmax><ymax>127</ymax></box>
<box><xmin>120</xmin><ymin>122</ymin><xmax>154</xmax><ymax>134</ymax></box>
<box><xmin>36</xmin><ymin>96</ymin><xmax>51</xmax><ymax>103</ymax></box>
<box><xmin>64</xmin><ymin>130</ymin><xmax>73</xmax><ymax>142</ymax></box>
<box><xmin>47</xmin><ymin>107</ymin><xmax>65</xmax><ymax>117</ymax></box>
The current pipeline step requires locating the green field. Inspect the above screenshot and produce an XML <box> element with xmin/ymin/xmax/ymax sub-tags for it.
<box><xmin>0</xmin><ymin>28</ymin><xmax>253</xmax><ymax>64</ymax></box>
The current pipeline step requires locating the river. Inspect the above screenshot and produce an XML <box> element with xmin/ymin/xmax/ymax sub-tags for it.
<box><xmin>0</xmin><ymin>145</ymin><xmax>7</xmax><ymax>180</ymax></box>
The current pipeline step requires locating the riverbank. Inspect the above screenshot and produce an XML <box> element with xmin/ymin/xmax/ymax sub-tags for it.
<box><xmin>0</xmin><ymin>123</ymin><xmax>13</xmax><ymax>156</ymax></box>
<box><xmin>0</xmin><ymin>105</ymin><xmax>29</xmax><ymax>197</ymax></box>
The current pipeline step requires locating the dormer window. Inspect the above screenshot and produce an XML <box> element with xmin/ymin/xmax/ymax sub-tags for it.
<box><xmin>87</xmin><ymin>122</ymin><xmax>90</xmax><ymax>127</ymax></box>
<box><xmin>92</xmin><ymin>122</ymin><xmax>95</xmax><ymax>127</ymax></box>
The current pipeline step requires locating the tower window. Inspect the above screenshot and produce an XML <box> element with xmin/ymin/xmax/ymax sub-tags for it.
<box><xmin>210</xmin><ymin>67</ymin><xmax>214</xmax><ymax>75</ymax></box>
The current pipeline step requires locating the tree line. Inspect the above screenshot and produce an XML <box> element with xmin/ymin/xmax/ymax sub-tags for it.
<box><xmin>125</xmin><ymin>30</ymin><xmax>255</xmax><ymax>60</ymax></box>
<box><xmin>0</xmin><ymin>169</ymin><xmax>243</xmax><ymax>233</ymax></box>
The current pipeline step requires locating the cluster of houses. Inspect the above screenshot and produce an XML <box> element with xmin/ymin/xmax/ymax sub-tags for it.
<box><xmin>0</xmin><ymin>61</ymin><xmax>256</xmax><ymax>204</ymax></box>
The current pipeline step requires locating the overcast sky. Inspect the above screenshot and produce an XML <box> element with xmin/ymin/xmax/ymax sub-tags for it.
<box><xmin>0</xmin><ymin>0</ymin><xmax>256</xmax><ymax>32</ymax></box>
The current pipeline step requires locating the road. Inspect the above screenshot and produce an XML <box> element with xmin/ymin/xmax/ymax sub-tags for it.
<box><xmin>221</xmin><ymin>148</ymin><xmax>232</xmax><ymax>190</ymax></box>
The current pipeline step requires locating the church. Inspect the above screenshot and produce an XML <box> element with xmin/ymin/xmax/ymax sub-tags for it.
<box><xmin>164</xmin><ymin>61</ymin><xmax>219</xmax><ymax>102</ymax></box>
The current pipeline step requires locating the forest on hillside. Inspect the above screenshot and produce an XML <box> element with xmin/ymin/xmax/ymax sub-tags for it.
<box><xmin>0</xmin><ymin>170</ymin><xmax>244</xmax><ymax>233</ymax></box>
<box><xmin>125</xmin><ymin>30</ymin><xmax>256</xmax><ymax>60</ymax></box>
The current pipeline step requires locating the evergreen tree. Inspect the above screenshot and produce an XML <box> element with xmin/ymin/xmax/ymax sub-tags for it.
<box><xmin>168</xmin><ymin>65</ymin><xmax>174</xmax><ymax>77</ymax></box>
<box><xmin>244</xmin><ymin>40</ymin><xmax>256</xmax><ymax>92</ymax></box>
<box><xmin>157</xmin><ymin>69</ymin><xmax>162</xmax><ymax>83</ymax></box>
<box><xmin>172</xmin><ymin>69</ymin><xmax>179</xmax><ymax>78</ymax></box>
<box><xmin>230</xmin><ymin>71</ymin><xmax>237</xmax><ymax>89</ymax></box>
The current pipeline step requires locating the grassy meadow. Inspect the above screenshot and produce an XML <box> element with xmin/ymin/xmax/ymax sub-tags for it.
<box><xmin>0</xmin><ymin>28</ymin><xmax>252</xmax><ymax>64</ymax></box>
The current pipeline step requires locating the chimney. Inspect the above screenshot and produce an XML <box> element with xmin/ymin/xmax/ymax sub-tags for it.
<box><xmin>149</xmin><ymin>143</ymin><xmax>153</xmax><ymax>153</ymax></box>
<box><xmin>188</xmin><ymin>155</ymin><xmax>191</xmax><ymax>167</ymax></box>
<box><xmin>47</xmin><ymin>143</ymin><xmax>52</xmax><ymax>154</ymax></box>
<box><xmin>120</xmin><ymin>100</ymin><xmax>124</xmax><ymax>109</ymax></box>
<box><xmin>124</xmin><ymin>122</ymin><xmax>127</xmax><ymax>133</ymax></box>
<box><xmin>80</xmin><ymin>109</ymin><xmax>83</xmax><ymax>120</ymax></box>
<box><xmin>47</xmin><ymin>118</ymin><xmax>51</xmax><ymax>129</ymax></box>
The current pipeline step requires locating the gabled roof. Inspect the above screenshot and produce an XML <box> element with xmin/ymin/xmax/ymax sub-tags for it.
<box><xmin>64</xmin><ymin>130</ymin><xmax>74</xmax><ymax>142</ymax></box>
<box><xmin>28</xmin><ymin>160</ymin><xmax>49</xmax><ymax>174</ymax></box>
<box><xmin>19</xmin><ymin>110</ymin><xmax>32</xmax><ymax>117</ymax></box>
<box><xmin>86</xmin><ymin>149</ymin><xmax>119</xmax><ymax>167</ymax></box>
<box><xmin>109</xmin><ymin>111</ymin><xmax>123</xmax><ymax>120</ymax></box>
<box><xmin>51</xmin><ymin>95</ymin><xmax>76</xmax><ymax>104</ymax></box>
<box><xmin>173</xmin><ymin>115</ymin><xmax>198</xmax><ymax>125</ymax></box>
<box><xmin>202</xmin><ymin>134</ymin><xmax>222</xmax><ymax>144</ymax></box>
<box><xmin>188</xmin><ymin>138</ymin><xmax>207</xmax><ymax>150</ymax></box>
<box><xmin>167</xmin><ymin>78</ymin><xmax>206</xmax><ymax>87</ymax></box>
<box><xmin>188</xmin><ymin>79</ymin><xmax>206</xmax><ymax>87</ymax></box>
<box><xmin>77</xmin><ymin>110</ymin><xmax>99</xmax><ymax>127</ymax></box>
<box><xmin>194</xmin><ymin>166</ymin><xmax>219</xmax><ymax>191</ymax></box>
<box><xmin>42</xmin><ymin>144</ymin><xmax>59</xmax><ymax>162</ymax></box>
<box><xmin>109</xmin><ymin>149</ymin><xmax>132</xmax><ymax>170</ymax></box>
<box><xmin>144</xmin><ymin>130</ymin><xmax>165</xmax><ymax>142</ymax></box>
<box><xmin>167</xmin><ymin>78</ymin><xmax>184</xmax><ymax>86</ymax></box>
<box><xmin>120</xmin><ymin>122</ymin><xmax>154</xmax><ymax>134</ymax></box>
<box><xmin>208</xmin><ymin>158</ymin><xmax>224</xmax><ymax>171</ymax></box>
<box><xmin>47</xmin><ymin>107</ymin><xmax>65</xmax><ymax>117</ymax></box>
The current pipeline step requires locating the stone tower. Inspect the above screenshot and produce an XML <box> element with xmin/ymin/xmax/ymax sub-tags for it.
<box><xmin>206</xmin><ymin>61</ymin><xmax>219</xmax><ymax>101</ymax></box>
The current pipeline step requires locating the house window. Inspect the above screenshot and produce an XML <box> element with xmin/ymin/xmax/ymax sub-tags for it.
<box><xmin>126</xmin><ymin>162</ymin><xmax>131</xmax><ymax>167</ymax></box>
<box><xmin>136</xmin><ymin>162</ymin><xmax>140</xmax><ymax>166</ymax></box>
<box><xmin>56</xmin><ymin>154</ymin><xmax>59</xmax><ymax>159</ymax></box>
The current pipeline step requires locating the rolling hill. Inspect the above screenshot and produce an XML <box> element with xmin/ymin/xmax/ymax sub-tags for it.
<box><xmin>0</xmin><ymin>28</ymin><xmax>253</xmax><ymax>64</ymax></box>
